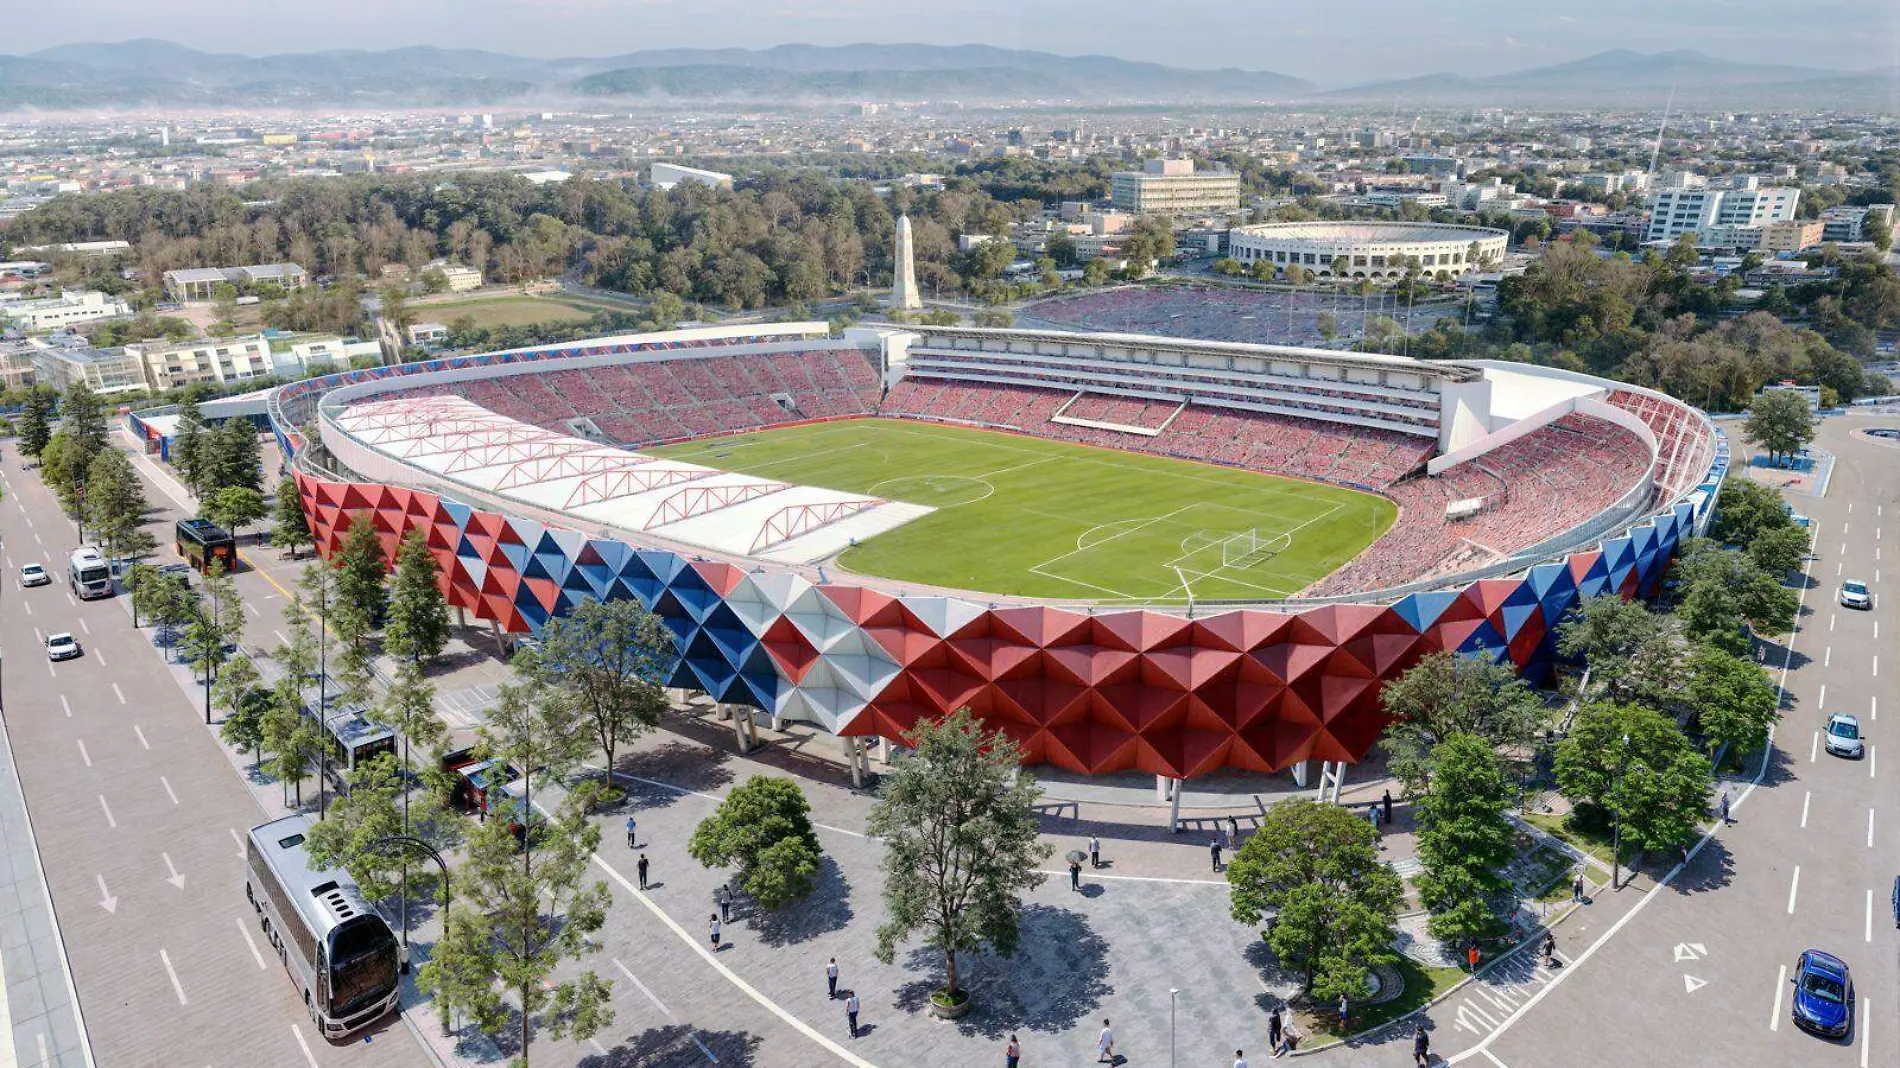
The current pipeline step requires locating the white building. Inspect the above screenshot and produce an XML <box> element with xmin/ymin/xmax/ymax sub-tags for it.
<box><xmin>1227</xmin><ymin>221</ymin><xmax>1509</xmax><ymax>282</ymax></box>
<box><xmin>0</xmin><ymin>290</ymin><xmax>132</xmax><ymax>330</ymax></box>
<box><xmin>430</xmin><ymin>263</ymin><xmax>483</xmax><ymax>292</ymax></box>
<box><xmin>126</xmin><ymin>333</ymin><xmax>376</xmax><ymax>390</ymax></box>
<box><xmin>1645</xmin><ymin>177</ymin><xmax>1799</xmax><ymax>244</ymax></box>
<box><xmin>284</xmin><ymin>336</ymin><xmax>381</xmax><ymax>372</ymax></box>
<box><xmin>1109</xmin><ymin>159</ymin><xmax>1240</xmax><ymax>216</ymax></box>
<box><xmin>650</xmin><ymin>163</ymin><xmax>735</xmax><ymax>191</ymax></box>
<box><xmin>26</xmin><ymin>336</ymin><xmax>148</xmax><ymax>396</ymax></box>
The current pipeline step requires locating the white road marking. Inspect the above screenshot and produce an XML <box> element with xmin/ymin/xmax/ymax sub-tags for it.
<box><xmin>92</xmin><ymin>646</ymin><xmax>104</xmax><ymax>666</ymax></box>
<box><xmin>1480</xmin><ymin>1049</ymin><xmax>1510</xmax><ymax>1068</ymax></box>
<box><xmin>244</xmin><ymin>602</ymin><xmax>260</xmax><ymax>618</ymax></box>
<box><xmin>229</xmin><ymin>827</ymin><xmax>246</xmax><ymax>858</ymax></box>
<box><xmin>112</xmin><ymin>683</ymin><xmax>125</xmax><ymax>705</ymax></box>
<box><xmin>1820</xmin><ymin>683</ymin><xmax>1828</xmax><ymax>707</ymax></box>
<box><xmin>1799</xmin><ymin>791</ymin><xmax>1810</xmax><ymax>828</ymax></box>
<box><xmin>1874</xmin><ymin>655</ymin><xmax>1880</xmax><ymax>677</ymax></box>
<box><xmin>95</xmin><ymin>875</ymin><xmax>116</xmax><ymax>913</ymax></box>
<box><xmin>134</xmin><ymin>724</ymin><xmax>148</xmax><ymax>748</ymax></box>
<box><xmin>237</xmin><ymin>917</ymin><xmax>267</xmax><ymax>969</ymax></box>
<box><xmin>1862</xmin><ymin>998</ymin><xmax>1872</xmax><ymax>1068</ymax></box>
<box><xmin>1866</xmin><ymin>890</ymin><xmax>1874</xmax><ymax>943</ymax></box>
<box><xmin>273</xmin><ymin>629</ymin><xmax>289</xmax><ymax>646</ymax></box>
<box><xmin>1872</xmin><ymin>746</ymin><xmax>1878</xmax><ymax>779</ymax></box>
<box><xmin>1838</xmin><ymin>562</ymin><xmax>1844</xmax><ymax>576</ymax></box>
<box><xmin>614</xmin><ymin>959</ymin><xmax>674</xmax><ymax>1018</ymax></box>
<box><xmin>1787</xmin><ymin>866</ymin><xmax>1801</xmax><ymax>914</ymax></box>
<box><xmin>20</xmin><ymin>599</ymin><xmax>28</xmax><ymax>616</ymax></box>
<box><xmin>162</xmin><ymin>853</ymin><xmax>186</xmax><ymax>890</ymax></box>
<box><xmin>160</xmin><ymin>776</ymin><xmax>179</xmax><ymax>805</ymax></box>
<box><xmin>78</xmin><ymin>618</ymin><xmax>89</xmax><ymax>635</ymax></box>
<box><xmin>159</xmin><ymin>949</ymin><xmax>188</xmax><ymax>1005</ymax></box>
<box><xmin>1870</xmin><ymin>808</ymin><xmax>1876</xmax><ymax>848</ymax></box>
<box><xmin>33</xmin><ymin>532</ymin><xmax>41</xmax><ymax>545</ymax></box>
<box><xmin>1875</xmin><ymin>696</ymin><xmax>1880</xmax><ymax>722</ymax></box>
<box><xmin>76</xmin><ymin>740</ymin><xmax>90</xmax><ymax>767</ymax></box>
<box><xmin>46</xmin><ymin>659</ymin><xmax>55</xmax><ymax>679</ymax></box>
<box><xmin>1771</xmin><ymin>965</ymin><xmax>1786</xmax><ymax>1031</ymax></box>
<box><xmin>290</xmin><ymin>1024</ymin><xmax>320</xmax><ymax>1068</ymax></box>
<box><xmin>58</xmin><ymin>695</ymin><xmax>70</xmax><ymax>718</ymax></box>
<box><xmin>97</xmin><ymin>795</ymin><xmax>115</xmax><ymax>828</ymax></box>
<box><xmin>1830</xmin><ymin>614</ymin><xmax>1836</xmax><ymax>632</ymax></box>
<box><xmin>1811</xmin><ymin>731</ymin><xmax>1820</xmax><ymax>763</ymax></box>
<box><xmin>1824</xmin><ymin>648</ymin><xmax>1832</xmax><ymax>668</ymax></box>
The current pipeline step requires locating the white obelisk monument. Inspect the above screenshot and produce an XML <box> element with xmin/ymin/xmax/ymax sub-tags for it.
<box><xmin>891</xmin><ymin>213</ymin><xmax>923</xmax><ymax>311</ymax></box>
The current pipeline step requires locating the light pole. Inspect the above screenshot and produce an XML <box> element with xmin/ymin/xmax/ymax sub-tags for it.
<box><xmin>1611</xmin><ymin>731</ymin><xmax>1630</xmax><ymax>891</ymax></box>
<box><xmin>1169</xmin><ymin>987</ymin><xmax>1180</xmax><ymax>1068</ymax></box>
<box><xmin>368</xmin><ymin>835</ymin><xmax>449</xmax><ymax>981</ymax></box>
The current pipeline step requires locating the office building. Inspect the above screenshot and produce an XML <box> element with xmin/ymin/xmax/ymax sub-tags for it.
<box><xmin>27</xmin><ymin>336</ymin><xmax>148</xmax><ymax>396</ymax></box>
<box><xmin>126</xmin><ymin>333</ymin><xmax>375</xmax><ymax>390</ymax></box>
<box><xmin>1110</xmin><ymin>159</ymin><xmax>1240</xmax><ymax>216</ymax></box>
<box><xmin>162</xmin><ymin>263</ymin><xmax>309</xmax><ymax>302</ymax></box>
<box><xmin>0</xmin><ymin>290</ymin><xmax>132</xmax><ymax>330</ymax></box>
<box><xmin>1645</xmin><ymin>177</ymin><xmax>1799</xmax><ymax>244</ymax></box>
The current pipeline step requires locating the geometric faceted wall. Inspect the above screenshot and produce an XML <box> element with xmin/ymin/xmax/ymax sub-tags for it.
<box><xmin>298</xmin><ymin>470</ymin><xmax>1712</xmax><ymax>780</ymax></box>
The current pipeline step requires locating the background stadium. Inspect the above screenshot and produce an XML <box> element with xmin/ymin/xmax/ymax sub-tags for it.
<box><xmin>141</xmin><ymin>311</ymin><xmax>1727</xmax><ymax>783</ymax></box>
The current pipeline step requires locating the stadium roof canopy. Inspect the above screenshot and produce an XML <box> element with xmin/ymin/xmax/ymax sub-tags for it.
<box><xmin>332</xmin><ymin>395</ymin><xmax>931</xmax><ymax>563</ymax></box>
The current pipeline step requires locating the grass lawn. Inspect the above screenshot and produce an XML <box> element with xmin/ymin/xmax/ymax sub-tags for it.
<box><xmin>1301</xmin><ymin>956</ymin><xmax>1466</xmax><ymax>1043</ymax></box>
<box><xmin>1523</xmin><ymin>811</ymin><xmax>1623</xmax><ymax>868</ymax></box>
<box><xmin>650</xmin><ymin>419</ymin><xmax>1395</xmax><ymax>602</ymax></box>
<box><xmin>418</xmin><ymin>294</ymin><xmax>629</xmax><ymax>329</ymax></box>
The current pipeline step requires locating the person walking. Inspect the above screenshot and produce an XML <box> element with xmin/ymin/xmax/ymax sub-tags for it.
<box><xmin>626</xmin><ymin>815</ymin><xmax>637</xmax><ymax>849</ymax></box>
<box><xmin>1267</xmin><ymin>1005</ymin><xmax>1284</xmax><ymax>1057</ymax></box>
<box><xmin>845</xmin><ymin>992</ymin><xmax>861</xmax><ymax>1038</ymax></box>
<box><xmin>637</xmin><ymin>853</ymin><xmax>650</xmax><ymax>891</ymax></box>
<box><xmin>716</xmin><ymin>884</ymin><xmax>732</xmax><ymax>922</ymax></box>
<box><xmin>1210</xmin><ymin>839</ymin><xmax>1223</xmax><ymax>873</ymax></box>
<box><xmin>1412</xmin><ymin>1024</ymin><xmax>1430</xmax><ymax>1066</ymax></box>
<box><xmin>826</xmin><ymin>957</ymin><xmax>839</xmax><ymax>999</ymax></box>
<box><xmin>708</xmin><ymin>914</ymin><xmax>721</xmax><ymax>951</ymax></box>
<box><xmin>1005</xmin><ymin>1034</ymin><xmax>1021</xmax><ymax>1068</ymax></box>
<box><xmin>1070</xmin><ymin>859</ymin><xmax>1082</xmax><ymax>892</ymax></box>
<box><xmin>1089</xmin><ymin>835</ymin><xmax>1101</xmax><ymax>869</ymax></box>
<box><xmin>1466</xmin><ymin>944</ymin><xmax>1480</xmax><ymax>971</ymax></box>
<box><xmin>1719</xmin><ymin>791</ymin><xmax>1732</xmax><ymax>825</ymax></box>
<box><xmin>1096</xmin><ymin>1019</ymin><xmax>1115</xmax><ymax>1063</ymax></box>
<box><xmin>1337</xmin><ymin>993</ymin><xmax>1349</xmax><ymax>1033</ymax></box>
<box><xmin>1382</xmin><ymin>789</ymin><xmax>1394</xmax><ymax>827</ymax></box>
<box><xmin>1543</xmin><ymin>931</ymin><xmax>1557</xmax><ymax>967</ymax></box>
<box><xmin>1233</xmin><ymin>1050</ymin><xmax>1249</xmax><ymax>1068</ymax></box>
<box><xmin>1367</xmin><ymin>800</ymin><xmax>1381</xmax><ymax>827</ymax></box>
<box><xmin>1572</xmin><ymin>873</ymin><xmax>1585</xmax><ymax>903</ymax></box>
<box><xmin>1227</xmin><ymin>815</ymin><xmax>1239</xmax><ymax>851</ymax></box>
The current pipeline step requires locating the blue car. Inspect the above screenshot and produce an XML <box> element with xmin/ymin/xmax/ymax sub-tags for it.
<box><xmin>1791</xmin><ymin>950</ymin><xmax>1853</xmax><ymax>1038</ymax></box>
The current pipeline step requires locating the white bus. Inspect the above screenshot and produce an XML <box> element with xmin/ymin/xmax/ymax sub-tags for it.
<box><xmin>66</xmin><ymin>547</ymin><xmax>111</xmax><ymax>599</ymax></box>
<box><xmin>245</xmin><ymin>816</ymin><xmax>401</xmax><ymax>1039</ymax></box>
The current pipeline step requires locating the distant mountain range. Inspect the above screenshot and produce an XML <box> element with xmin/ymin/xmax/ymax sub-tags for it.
<box><xmin>0</xmin><ymin>40</ymin><xmax>1889</xmax><ymax>111</ymax></box>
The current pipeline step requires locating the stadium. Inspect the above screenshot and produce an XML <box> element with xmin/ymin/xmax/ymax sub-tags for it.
<box><xmin>1227</xmin><ymin>220</ymin><xmax>1510</xmax><ymax>281</ymax></box>
<box><xmin>141</xmin><ymin>319</ymin><xmax>1725</xmax><ymax>786</ymax></box>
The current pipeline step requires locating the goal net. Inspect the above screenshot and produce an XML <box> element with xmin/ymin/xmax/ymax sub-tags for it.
<box><xmin>1221</xmin><ymin>528</ymin><xmax>1290</xmax><ymax>568</ymax></box>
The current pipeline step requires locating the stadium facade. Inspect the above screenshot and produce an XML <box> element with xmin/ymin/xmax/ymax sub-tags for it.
<box><xmin>1227</xmin><ymin>221</ymin><xmax>1510</xmax><ymax>281</ymax></box>
<box><xmin>143</xmin><ymin>321</ymin><xmax>1724</xmax><ymax>784</ymax></box>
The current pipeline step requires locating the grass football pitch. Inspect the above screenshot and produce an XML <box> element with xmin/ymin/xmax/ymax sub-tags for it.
<box><xmin>650</xmin><ymin>419</ymin><xmax>1395</xmax><ymax>603</ymax></box>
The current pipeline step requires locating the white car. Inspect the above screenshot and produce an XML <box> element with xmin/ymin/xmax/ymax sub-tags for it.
<box><xmin>19</xmin><ymin>563</ymin><xmax>50</xmax><ymax>588</ymax></box>
<box><xmin>45</xmin><ymin>632</ymin><xmax>81</xmax><ymax>661</ymax></box>
<box><xmin>1840</xmin><ymin>580</ymin><xmax>1872</xmax><ymax>610</ymax></box>
<box><xmin>1824</xmin><ymin>713</ymin><xmax>1865</xmax><ymax>759</ymax></box>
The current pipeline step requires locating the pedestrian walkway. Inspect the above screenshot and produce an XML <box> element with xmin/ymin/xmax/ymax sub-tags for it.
<box><xmin>0</xmin><ymin>706</ymin><xmax>91</xmax><ymax>1068</ymax></box>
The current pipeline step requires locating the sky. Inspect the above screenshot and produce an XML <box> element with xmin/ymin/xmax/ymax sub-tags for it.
<box><xmin>7</xmin><ymin>0</ymin><xmax>1898</xmax><ymax>85</ymax></box>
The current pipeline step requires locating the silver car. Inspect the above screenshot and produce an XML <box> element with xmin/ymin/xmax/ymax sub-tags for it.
<box><xmin>1824</xmin><ymin>714</ymin><xmax>1864</xmax><ymax>759</ymax></box>
<box><xmin>1840</xmin><ymin>580</ymin><xmax>1872</xmax><ymax>610</ymax></box>
<box><xmin>19</xmin><ymin>563</ymin><xmax>50</xmax><ymax>588</ymax></box>
<box><xmin>44</xmin><ymin>632</ymin><xmax>81</xmax><ymax>661</ymax></box>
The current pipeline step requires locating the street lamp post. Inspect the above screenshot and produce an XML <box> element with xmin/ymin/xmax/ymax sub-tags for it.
<box><xmin>1169</xmin><ymin>987</ymin><xmax>1180</xmax><ymax>1068</ymax></box>
<box><xmin>368</xmin><ymin>834</ymin><xmax>449</xmax><ymax>979</ymax></box>
<box><xmin>1611</xmin><ymin>731</ymin><xmax>1630</xmax><ymax>891</ymax></box>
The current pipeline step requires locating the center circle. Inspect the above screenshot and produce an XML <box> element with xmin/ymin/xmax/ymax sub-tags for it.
<box><xmin>866</xmin><ymin>474</ymin><xmax>994</xmax><ymax>507</ymax></box>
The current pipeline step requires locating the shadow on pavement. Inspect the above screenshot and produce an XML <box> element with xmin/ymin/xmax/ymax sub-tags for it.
<box><xmin>752</xmin><ymin>854</ymin><xmax>853</xmax><ymax>947</ymax></box>
<box><xmin>580</xmin><ymin>1025</ymin><xmax>763</xmax><ymax>1067</ymax></box>
<box><xmin>891</xmin><ymin>903</ymin><xmax>1112</xmax><ymax>1039</ymax></box>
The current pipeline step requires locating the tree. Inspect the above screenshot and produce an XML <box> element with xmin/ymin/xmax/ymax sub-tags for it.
<box><xmin>1227</xmin><ymin>799</ymin><xmax>1404</xmax><ymax>1001</ymax></box>
<box><xmin>867</xmin><ymin>708</ymin><xmax>1052</xmax><ymax>1005</ymax></box>
<box><xmin>1746</xmin><ymin>523</ymin><xmax>1809</xmax><ymax>578</ymax></box>
<box><xmin>1413</xmin><ymin>735</ymin><xmax>1518</xmax><ymax>948</ymax></box>
<box><xmin>1686</xmin><ymin>645</ymin><xmax>1779</xmax><ymax>760</ymax></box>
<box><xmin>61</xmin><ymin>381</ymin><xmax>106</xmax><ymax>466</ymax></box>
<box><xmin>1379</xmin><ymin>652</ymin><xmax>1545</xmax><ymax>796</ymax></box>
<box><xmin>272</xmin><ymin>476</ymin><xmax>314</xmax><ymax>558</ymax></box>
<box><xmin>688</xmin><ymin>776</ymin><xmax>823</xmax><ymax>909</ymax></box>
<box><xmin>423</xmin><ymin>681</ymin><xmax>610</xmax><ymax>1065</ymax></box>
<box><xmin>1708</xmin><ymin>479</ymin><xmax>1794</xmax><ymax>549</ymax></box>
<box><xmin>171</xmin><ymin>393</ymin><xmax>207</xmax><ymax>497</ymax></box>
<box><xmin>516</xmin><ymin>597</ymin><xmax>672</xmax><ymax>779</ymax></box>
<box><xmin>83</xmin><ymin>447</ymin><xmax>152</xmax><ymax>563</ymax></box>
<box><xmin>17</xmin><ymin>386</ymin><xmax>56</xmax><ymax>459</ymax></box>
<box><xmin>1744</xmin><ymin>389</ymin><xmax>1814</xmax><ymax>463</ymax></box>
<box><xmin>204</xmin><ymin>486</ymin><xmax>268</xmax><ymax>542</ymax></box>
<box><xmin>381</xmin><ymin>286</ymin><xmax>416</xmax><ymax>335</ymax></box>
<box><xmin>183</xmin><ymin>562</ymin><xmax>247</xmax><ymax>724</ymax></box>
<box><xmin>1555</xmin><ymin>702</ymin><xmax>1712</xmax><ymax>878</ymax></box>
<box><xmin>265</xmin><ymin>592</ymin><xmax>326</xmax><ymax>807</ymax></box>
<box><xmin>334</xmin><ymin>513</ymin><xmax>390</xmax><ymax>626</ymax></box>
<box><xmin>38</xmin><ymin>432</ymin><xmax>85</xmax><ymax>522</ymax></box>
<box><xmin>383</xmin><ymin>529</ymin><xmax>450</xmax><ymax>665</ymax></box>
<box><xmin>215</xmin><ymin>655</ymin><xmax>267</xmax><ymax>767</ymax></box>
<box><xmin>420</xmin><ymin>267</ymin><xmax>450</xmax><ymax>295</ymax></box>
<box><xmin>1674</xmin><ymin>541</ymin><xmax>1799</xmax><ymax>652</ymax></box>
<box><xmin>1556</xmin><ymin>595</ymin><xmax>1687</xmax><ymax>704</ymax></box>
<box><xmin>1081</xmin><ymin>258</ymin><xmax>1111</xmax><ymax>287</ymax></box>
<box><xmin>212</xmin><ymin>416</ymin><xmax>263</xmax><ymax>494</ymax></box>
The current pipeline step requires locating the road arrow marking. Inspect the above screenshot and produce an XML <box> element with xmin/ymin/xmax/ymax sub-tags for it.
<box><xmin>162</xmin><ymin>852</ymin><xmax>186</xmax><ymax>890</ymax></box>
<box><xmin>96</xmin><ymin>875</ymin><xmax>116</xmax><ymax>913</ymax></box>
<box><xmin>1683</xmin><ymin>974</ymin><xmax>1706</xmax><ymax>994</ymax></box>
<box><xmin>1673</xmin><ymin>943</ymin><xmax>1706</xmax><ymax>962</ymax></box>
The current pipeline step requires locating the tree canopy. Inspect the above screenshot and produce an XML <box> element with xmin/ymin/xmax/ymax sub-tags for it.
<box><xmin>688</xmin><ymin>776</ymin><xmax>823</xmax><ymax>909</ymax></box>
<box><xmin>1378</xmin><ymin>652</ymin><xmax>1546</xmax><ymax>796</ymax></box>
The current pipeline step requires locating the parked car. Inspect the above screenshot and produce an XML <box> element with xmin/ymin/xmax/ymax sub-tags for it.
<box><xmin>18</xmin><ymin>563</ymin><xmax>50</xmax><ymax>588</ymax></box>
<box><xmin>1840</xmin><ymin>580</ymin><xmax>1872</xmax><ymax>610</ymax></box>
<box><xmin>1790</xmin><ymin>949</ymin><xmax>1853</xmax><ymax>1038</ymax></box>
<box><xmin>1824</xmin><ymin>714</ymin><xmax>1865</xmax><ymax>759</ymax></box>
<box><xmin>45</xmin><ymin>633</ymin><xmax>81</xmax><ymax>661</ymax></box>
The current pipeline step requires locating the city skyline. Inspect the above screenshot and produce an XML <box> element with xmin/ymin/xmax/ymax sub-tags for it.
<box><xmin>6</xmin><ymin>0</ymin><xmax>1899</xmax><ymax>85</ymax></box>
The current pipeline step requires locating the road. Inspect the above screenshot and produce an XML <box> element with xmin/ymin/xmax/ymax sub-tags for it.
<box><xmin>1448</xmin><ymin>414</ymin><xmax>1898</xmax><ymax>1068</ymax></box>
<box><xmin>0</xmin><ymin>444</ymin><xmax>429</xmax><ymax>1068</ymax></box>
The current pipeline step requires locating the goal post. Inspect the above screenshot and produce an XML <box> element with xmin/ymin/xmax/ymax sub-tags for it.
<box><xmin>1221</xmin><ymin>527</ymin><xmax>1290</xmax><ymax>568</ymax></box>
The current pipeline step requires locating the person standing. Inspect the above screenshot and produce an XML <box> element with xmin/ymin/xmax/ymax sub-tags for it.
<box><xmin>1005</xmin><ymin>1034</ymin><xmax>1021</xmax><ymax>1068</ymax></box>
<box><xmin>1096</xmin><ymin>1019</ymin><xmax>1115</xmax><ymax>1063</ymax></box>
<box><xmin>845</xmin><ymin>992</ymin><xmax>861</xmax><ymax>1038</ymax></box>
<box><xmin>708</xmin><ymin>914</ymin><xmax>721</xmax><ymax>951</ymax></box>
<box><xmin>1337</xmin><ymin>993</ymin><xmax>1349</xmax><ymax>1033</ymax></box>
<box><xmin>1089</xmin><ymin>835</ymin><xmax>1101</xmax><ymax>869</ymax></box>
<box><xmin>1267</xmin><ymin>1005</ymin><xmax>1284</xmax><ymax>1056</ymax></box>
<box><xmin>637</xmin><ymin>853</ymin><xmax>650</xmax><ymax>890</ymax></box>
<box><xmin>1367</xmin><ymin>800</ymin><xmax>1381</xmax><ymax>827</ymax></box>
<box><xmin>1233</xmin><ymin>1050</ymin><xmax>1249</xmax><ymax>1068</ymax></box>
<box><xmin>1210</xmin><ymin>839</ymin><xmax>1223</xmax><ymax>872</ymax></box>
<box><xmin>626</xmin><ymin>815</ymin><xmax>637</xmax><ymax>849</ymax></box>
<box><xmin>1412</xmin><ymin>1024</ymin><xmax>1430</xmax><ymax>1066</ymax></box>
<box><xmin>716</xmin><ymin>884</ymin><xmax>732</xmax><ymax>922</ymax></box>
<box><xmin>1572</xmin><ymin>873</ymin><xmax>1584</xmax><ymax>903</ymax></box>
<box><xmin>1382</xmin><ymin>789</ymin><xmax>1394</xmax><ymax>827</ymax></box>
<box><xmin>1227</xmin><ymin>815</ymin><xmax>1239</xmax><ymax>851</ymax></box>
<box><xmin>1070</xmin><ymin>859</ymin><xmax>1082</xmax><ymax>892</ymax></box>
<box><xmin>1719</xmin><ymin>791</ymin><xmax>1731</xmax><ymax>825</ymax></box>
<box><xmin>826</xmin><ymin>957</ymin><xmax>839</xmax><ymax>999</ymax></box>
<box><xmin>1543</xmin><ymin>931</ymin><xmax>1557</xmax><ymax>967</ymax></box>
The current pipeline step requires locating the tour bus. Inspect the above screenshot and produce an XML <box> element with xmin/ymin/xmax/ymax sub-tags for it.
<box><xmin>312</xmin><ymin>706</ymin><xmax>398</xmax><ymax>790</ymax></box>
<box><xmin>66</xmin><ymin>547</ymin><xmax>112</xmax><ymax>599</ymax></box>
<box><xmin>244</xmin><ymin>815</ymin><xmax>400</xmax><ymax>1039</ymax></box>
<box><xmin>175</xmin><ymin>517</ymin><xmax>238</xmax><ymax>574</ymax></box>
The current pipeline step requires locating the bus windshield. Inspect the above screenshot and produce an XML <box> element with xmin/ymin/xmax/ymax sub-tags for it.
<box><xmin>328</xmin><ymin>921</ymin><xmax>398</xmax><ymax>1017</ymax></box>
<box><xmin>76</xmin><ymin>564</ymin><xmax>110</xmax><ymax>585</ymax></box>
